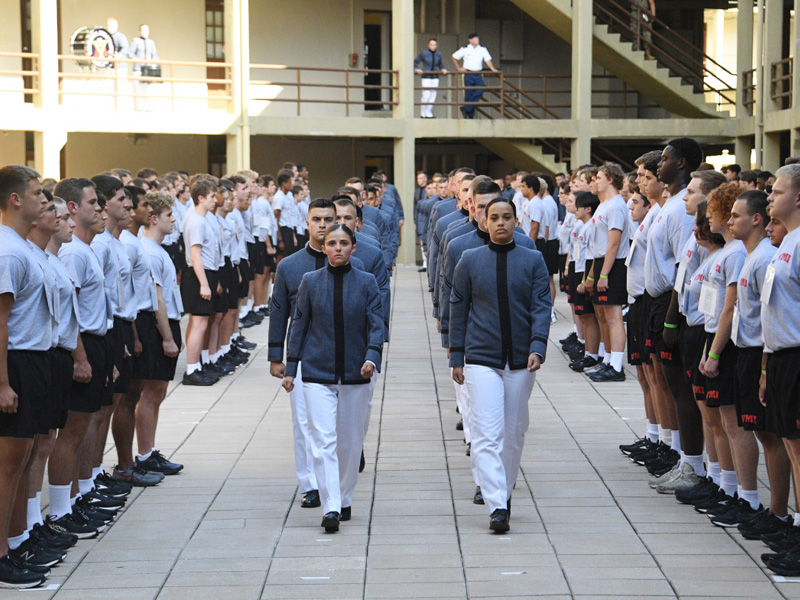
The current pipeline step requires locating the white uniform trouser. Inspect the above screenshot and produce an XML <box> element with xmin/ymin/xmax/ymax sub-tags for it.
<box><xmin>290</xmin><ymin>363</ymin><xmax>317</xmax><ymax>493</ymax></box>
<box><xmin>465</xmin><ymin>364</ymin><xmax>536</xmax><ymax>513</ymax></box>
<box><xmin>420</xmin><ymin>78</ymin><xmax>439</xmax><ymax>117</ymax></box>
<box><xmin>304</xmin><ymin>382</ymin><xmax>371</xmax><ymax>514</ymax></box>
<box><xmin>453</xmin><ymin>373</ymin><xmax>481</xmax><ymax>487</ymax></box>
<box><xmin>364</xmin><ymin>376</ymin><xmax>376</xmax><ymax>438</ymax></box>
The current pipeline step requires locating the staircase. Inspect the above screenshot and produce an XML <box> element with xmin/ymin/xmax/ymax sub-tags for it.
<box><xmin>509</xmin><ymin>0</ymin><xmax>734</xmax><ymax>119</ymax></box>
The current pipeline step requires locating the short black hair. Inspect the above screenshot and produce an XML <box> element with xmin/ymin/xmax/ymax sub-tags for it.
<box><xmin>277</xmin><ymin>172</ymin><xmax>293</xmax><ymax>187</ymax></box>
<box><xmin>91</xmin><ymin>174</ymin><xmax>123</xmax><ymax>200</ymax></box>
<box><xmin>574</xmin><ymin>191</ymin><xmax>600</xmax><ymax>215</ymax></box>
<box><xmin>521</xmin><ymin>174</ymin><xmax>541</xmax><ymax>194</ymax></box>
<box><xmin>473</xmin><ymin>180</ymin><xmax>501</xmax><ymax>196</ymax></box>
<box><xmin>666</xmin><ymin>137</ymin><xmax>703</xmax><ymax>172</ymax></box>
<box><xmin>54</xmin><ymin>177</ymin><xmax>95</xmax><ymax>206</ymax></box>
<box><xmin>468</xmin><ymin>33</ymin><xmax>478</xmax><ymax>39</ymax></box>
<box><xmin>308</xmin><ymin>197</ymin><xmax>335</xmax><ymax>212</ymax></box>
<box><xmin>737</xmin><ymin>189</ymin><xmax>769</xmax><ymax>225</ymax></box>
<box><xmin>486</xmin><ymin>196</ymin><xmax>516</xmax><ymax>218</ymax></box>
<box><xmin>125</xmin><ymin>185</ymin><xmax>147</xmax><ymax>209</ymax></box>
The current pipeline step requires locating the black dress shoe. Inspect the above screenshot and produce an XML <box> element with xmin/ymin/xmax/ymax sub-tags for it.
<box><xmin>301</xmin><ymin>489</ymin><xmax>321</xmax><ymax>508</ymax></box>
<box><xmin>359</xmin><ymin>450</ymin><xmax>365</xmax><ymax>473</ymax></box>
<box><xmin>322</xmin><ymin>511</ymin><xmax>340</xmax><ymax>532</ymax></box>
<box><xmin>456</xmin><ymin>419</ymin><xmax>463</xmax><ymax>431</ymax></box>
<box><xmin>490</xmin><ymin>509</ymin><xmax>510</xmax><ymax>532</ymax></box>
<box><xmin>473</xmin><ymin>486</ymin><xmax>484</xmax><ymax>505</ymax></box>
<box><xmin>466</xmin><ymin>442</ymin><xmax>471</xmax><ymax>457</ymax></box>
<box><xmin>340</xmin><ymin>506</ymin><xmax>351</xmax><ymax>521</ymax></box>
<box><xmin>418</xmin><ymin>267</ymin><xmax>426</xmax><ymax>272</ymax></box>
<box><xmin>182</xmin><ymin>370</ymin><xmax>217</xmax><ymax>386</ymax></box>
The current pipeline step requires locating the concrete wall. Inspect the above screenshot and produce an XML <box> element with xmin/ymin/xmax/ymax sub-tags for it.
<box><xmin>0</xmin><ymin>131</ymin><xmax>27</xmax><ymax>166</ymax></box>
<box><xmin>62</xmin><ymin>132</ymin><xmax>208</xmax><ymax>178</ymax></box>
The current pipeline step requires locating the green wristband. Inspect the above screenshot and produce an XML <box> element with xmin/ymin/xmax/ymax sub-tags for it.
<box><xmin>586</xmin><ymin>276</ymin><xmax>595</xmax><ymax>282</ymax></box>
<box><xmin>762</xmin><ymin>370</ymin><xmax>767</xmax><ymax>375</ymax></box>
<box><xmin>663</xmin><ymin>323</ymin><xmax>678</xmax><ymax>329</ymax></box>
<box><xmin>599</xmin><ymin>274</ymin><xmax>609</xmax><ymax>279</ymax></box>
<box><xmin>708</xmin><ymin>351</ymin><xmax>720</xmax><ymax>360</ymax></box>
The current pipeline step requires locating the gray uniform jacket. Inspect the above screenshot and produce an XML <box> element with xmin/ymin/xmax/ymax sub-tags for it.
<box><xmin>449</xmin><ymin>241</ymin><xmax>552</xmax><ymax>370</ymax></box>
<box><xmin>361</xmin><ymin>204</ymin><xmax>393</xmax><ymax>268</ymax></box>
<box><xmin>286</xmin><ymin>263</ymin><xmax>383</xmax><ymax>384</ymax></box>
<box><xmin>268</xmin><ymin>244</ymin><xmax>364</xmax><ymax>362</ymax></box>
<box><xmin>353</xmin><ymin>233</ymin><xmax>391</xmax><ymax>341</ymax></box>
<box><xmin>429</xmin><ymin>207</ymin><xmax>467</xmax><ymax>296</ymax></box>
<box><xmin>127</xmin><ymin>37</ymin><xmax>159</xmax><ymax>72</ymax></box>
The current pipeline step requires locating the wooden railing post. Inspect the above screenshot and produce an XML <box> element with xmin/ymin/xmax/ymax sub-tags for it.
<box><xmin>345</xmin><ymin>69</ymin><xmax>349</xmax><ymax>117</ymax></box>
<box><xmin>499</xmin><ymin>72</ymin><xmax>505</xmax><ymax>118</ymax></box>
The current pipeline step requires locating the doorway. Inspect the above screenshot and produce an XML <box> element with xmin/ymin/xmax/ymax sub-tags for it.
<box><xmin>363</xmin><ymin>10</ymin><xmax>391</xmax><ymax>111</ymax></box>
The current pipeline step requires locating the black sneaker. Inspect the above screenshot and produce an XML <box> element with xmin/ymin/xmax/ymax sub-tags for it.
<box><xmin>763</xmin><ymin>526</ymin><xmax>800</xmax><ymax>552</ymax></box>
<box><xmin>257</xmin><ymin>306</ymin><xmax>271</xmax><ymax>316</ymax></box>
<box><xmin>619</xmin><ymin>437</ymin><xmax>652</xmax><ymax>455</ymax></box>
<box><xmin>9</xmin><ymin>537</ymin><xmax>65</xmax><ymax>567</ymax></box>
<box><xmin>490</xmin><ymin>509</ymin><xmax>510</xmax><ymax>533</ymax></box>
<box><xmin>570</xmin><ymin>355</ymin><xmax>599</xmax><ymax>373</ymax></box>
<box><xmin>710</xmin><ymin>499</ymin><xmax>765</xmax><ymax>527</ymax></box>
<box><xmin>694</xmin><ymin>489</ymin><xmax>735</xmax><ymax>514</ymax></box>
<box><xmin>29</xmin><ymin>522</ymin><xmax>77</xmax><ymax>550</ymax></box>
<box><xmin>0</xmin><ymin>554</ymin><xmax>46</xmax><ymax>589</ymax></box>
<box><xmin>233</xmin><ymin>336</ymin><xmax>257</xmax><ymax>350</ymax></box>
<box><xmin>230</xmin><ymin>346</ymin><xmax>250</xmax><ymax>360</ymax></box>
<box><xmin>322</xmin><ymin>511</ymin><xmax>340</xmax><ymax>533</ymax></box>
<box><xmin>589</xmin><ymin>366</ymin><xmax>626</xmax><ymax>382</ymax></box>
<box><xmin>95</xmin><ymin>471</ymin><xmax>132</xmax><ymax>498</ymax></box>
<box><xmin>646</xmin><ymin>450</ymin><xmax>680</xmax><ymax>475</ymax></box>
<box><xmin>738</xmin><ymin>510</ymin><xmax>791</xmax><ymax>540</ymax></box>
<box><xmin>559</xmin><ymin>332</ymin><xmax>578</xmax><ymax>346</ymax></box>
<box><xmin>7</xmin><ymin>553</ymin><xmax>50</xmax><ymax>576</ymax></box>
<box><xmin>767</xmin><ymin>550</ymin><xmax>800</xmax><ymax>576</ymax></box>
<box><xmin>82</xmin><ymin>489</ymin><xmax>125</xmax><ymax>514</ymax></box>
<box><xmin>136</xmin><ymin>450</ymin><xmax>184</xmax><ymax>475</ymax></box>
<box><xmin>217</xmin><ymin>354</ymin><xmax>242</xmax><ymax>369</ymax></box>
<box><xmin>473</xmin><ymin>486</ymin><xmax>484</xmax><ymax>505</ymax></box>
<box><xmin>45</xmin><ymin>513</ymin><xmax>99</xmax><ymax>539</ymax></box>
<box><xmin>74</xmin><ymin>497</ymin><xmax>113</xmax><ymax>525</ymax></box>
<box><xmin>205</xmin><ymin>362</ymin><xmax>234</xmax><ymax>377</ymax></box>
<box><xmin>301</xmin><ymin>490</ymin><xmax>321</xmax><ymax>508</ymax></box>
<box><xmin>182</xmin><ymin>369</ymin><xmax>218</xmax><ymax>386</ymax></box>
<box><xmin>340</xmin><ymin>506</ymin><xmax>351</xmax><ymax>522</ymax></box>
<box><xmin>466</xmin><ymin>442</ymin><xmax>471</xmax><ymax>457</ymax></box>
<box><xmin>359</xmin><ymin>450</ymin><xmax>366</xmax><ymax>473</ymax></box>
<box><xmin>630</xmin><ymin>441</ymin><xmax>665</xmax><ymax>465</ymax></box>
<box><xmin>456</xmin><ymin>419</ymin><xmax>463</xmax><ymax>431</ymax></box>
<box><xmin>675</xmin><ymin>477</ymin><xmax>718</xmax><ymax>505</ymax></box>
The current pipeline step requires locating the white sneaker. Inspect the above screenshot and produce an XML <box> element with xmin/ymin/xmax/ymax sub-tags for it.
<box><xmin>649</xmin><ymin>463</ymin><xmax>680</xmax><ymax>488</ymax></box>
<box><xmin>656</xmin><ymin>463</ymin><xmax>703</xmax><ymax>494</ymax></box>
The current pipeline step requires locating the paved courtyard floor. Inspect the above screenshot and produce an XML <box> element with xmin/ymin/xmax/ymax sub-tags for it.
<box><xmin>4</xmin><ymin>265</ymin><xmax>799</xmax><ymax>599</ymax></box>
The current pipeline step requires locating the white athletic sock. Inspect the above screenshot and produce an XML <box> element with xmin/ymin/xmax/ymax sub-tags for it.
<box><xmin>48</xmin><ymin>484</ymin><xmax>73</xmax><ymax>520</ymax></box>
<box><xmin>793</xmin><ymin>513</ymin><xmax>800</xmax><ymax>527</ymax></box>
<box><xmin>720</xmin><ymin>469</ymin><xmax>738</xmax><ymax>497</ymax></box>
<box><xmin>70</xmin><ymin>495</ymin><xmax>77</xmax><ymax>507</ymax></box>
<box><xmin>577</xmin><ymin>338</ymin><xmax>585</xmax><ymax>345</ymax></box>
<box><xmin>610</xmin><ymin>351</ymin><xmax>624</xmax><ymax>372</ymax></box>
<box><xmin>221</xmin><ymin>344</ymin><xmax>231</xmax><ymax>355</ymax></box>
<box><xmin>658</xmin><ymin>427</ymin><xmax>672</xmax><ymax>447</ymax></box>
<box><xmin>741</xmin><ymin>489</ymin><xmax>760</xmax><ymax>510</ymax></box>
<box><xmin>603</xmin><ymin>354</ymin><xmax>611</xmax><ymax>365</ymax></box>
<box><xmin>187</xmin><ymin>362</ymin><xmax>201</xmax><ymax>375</ymax></box>
<box><xmin>78</xmin><ymin>478</ymin><xmax>94</xmax><ymax>496</ymax></box>
<box><xmin>246</xmin><ymin>298</ymin><xmax>254</xmax><ymax>312</ymax></box>
<box><xmin>670</xmin><ymin>430</ymin><xmax>681</xmax><ymax>455</ymax></box>
<box><xmin>683</xmin><ymin>454</ymin><xmax>706</xmax><ymax>476</ymax></box>
<box><xmin>26</xmin><ymin>495</ymin><xmax>41</xmax><ymax>532</ymax></box>
<box><xmin>646</xmin><ymin>422</ymin><xmax>659</xmax><ymax>443</ymax></box>
<box><xmin>92</xmin><ymin>466</ymin><xmax>103</xmax><ymax>480</ymax></box>
<box><xmin>137</xmin><ymin>449</ymin><xmax>153</xmax><ymax>461</ymax></box>
<box><xmin>201</xmin><ymin>350</ymin><xmax>209</xmax><ymax>364</ymax></box>
<box><xmin>239</xmin><ymin>306</ymin><xmax>249</xmax><ymax>319</ymax></box>
<box><xmin>573</xmin><ymin>324</ymin><xmax>578</xmax><ymax>334</ymax></box>
<box><xmin>422</xmin><ymin>253</ymin><xmax>427</xmax><ymax>269</ymax></box>
<box><xmin>7</xmin><ymin>532</ymin><xmax>28</xmax><ymax>550</ymax></box>
<box><xmin>598</xmin><ymin>342</ymin><xmax>606</xmax><ymax>358</ymax></box>
<box><xmin>707</xmin><ymin>461</ymin><xmax>721</xmax><ymax>485</ymax></box>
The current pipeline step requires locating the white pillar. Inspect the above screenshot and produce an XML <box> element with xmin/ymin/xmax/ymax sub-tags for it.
<box><xmin>31</xmin><ymin>0</ymin><xmax>64</xmax><ymax>178</ymax></box>
<box><xmin>225</xmin><ymin>0</ymin><xmax>250</xmax><ymax>173</ymax></box>
<box><xmin>570</xmin><ymin>0</ymin><xmax>592</xmax><ymax>168</ymax></box>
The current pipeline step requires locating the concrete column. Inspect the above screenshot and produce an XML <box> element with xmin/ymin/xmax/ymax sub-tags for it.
<box><xmin>393</xmin><ymin>0</ymin><xmax>417</xmax><ymax>264</ymax></box>
<box><xmin>736</xmin><ymin>0</ymin><xmax>754</xmax><ymax>117</ymax></box>
<box><xmin>570</xmin><ymin>0</ymin><xmax>592</xmax><ymax>168</ymax></box>
<box><xmin>763</xmin><ymin>132</ymin><xmax>781</xmax><ymax>169</ymax></box>
<box><xmin>791</xmin><ymin>0</ymin><xmax>800</xmax><ymax>156</ymax></box>
<box><xmin>735</xmin><ymin>137</ymin><xmax>752</xmax><ymax>169</ymax></box>
<box><xmin>31</xmin><ymin>0</ymin><xmax>63</xmax><ymax>178</ymax></box>
<box><xmin>764</xmin><ymin>0</ymin><xmax>783</xmax><ymax>114</ymax></box>
<box><xmin>225</xmin><ymin>0</ymin><xmax>249</xmax><ymax>173</ymax></box>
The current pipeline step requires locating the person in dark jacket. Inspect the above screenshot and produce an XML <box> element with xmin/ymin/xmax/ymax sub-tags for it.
<box><xmin>414</xmin><ymin>39</ymin><xmax>447</xmax><ymax>118</ymax></box>
<box><xmin>283</xmin><ymin>225</ymin><xmax>383</xmax><ymax>534</ymax></box>
<box><xmin>450</xmin><ymin>197</ymin><xmax>552</xmax><ymax>533</ymax></box>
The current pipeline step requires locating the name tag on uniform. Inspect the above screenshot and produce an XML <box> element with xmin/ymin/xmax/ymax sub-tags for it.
<box><xmin>761</xmin><ymin>265</ymin><xmax>776</xmax><ymax>305</ymax></box>
<box><xmin>174</xmin><ymin>286</ymin><xmax>184</xmax><ymax>315</ymax></box>
<box><xmin>731</xmin><ymin>305</ymin><xmax>740</xmax><ymax>346</ymax></box>
<box><xmin>674</xmin><ymin>258</ymin><xmax>688</xmax><ymax>294</ymax></box>
<box><xmin>150</xmin><ymin>279</ymin><xmax>159</xmax><ymax>311</ymax></box>
<box><xmin>624</xmin><ymin>239</ymin><xmax>636</xmax><ymax>267</ymax></box>
<box><xmin>572</xmin><ymin>240</ymin><xmax>580</xmax><ymax>259</ymax></box>
<box><xmin>117</xmin><ymin>275</ymin><xmax>126</xmax><ymax>309</ymax></box>
<box><xmin>699</xmin><ymin>281</ymin><xmax>718</xmax><ymax>316</ymax></box>
<box><xmin>44</xmin><ymin>279</ymin><xmax>57</xmax><ymax>322</ymax></box>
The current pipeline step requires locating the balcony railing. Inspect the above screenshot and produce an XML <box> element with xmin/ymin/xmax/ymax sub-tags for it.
<box><xmin>250</xmin><ymin>65</ymin><xmax>398</xmax><ymax>116</ymax></box>
<box><xmin>771</xmin><ymin>57</ymin><xmax>792</xmax><ymax>108</ymax></box>
<box><xmin>0</xmin><ymin>52</ymin><xmax>40</xmax><ymax>104</ymax></box>
<box><xmin>742</xmin><ymin>68</ymin><xmax>756</xmax><ymax>116</ymax></box>
<box><xmin>58</xmin><ymin>56</ymin><xmax>233</xmax><ymax>111</ymax></box>
<box><xmin>414</xmin><ymin>72</ymin><xmax>660</xmax><ymax>120</ymax></box>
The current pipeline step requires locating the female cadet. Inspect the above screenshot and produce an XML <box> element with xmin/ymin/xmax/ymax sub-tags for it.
<box><xmin>283</xmin><ymin>225</ymin><xmax>383</xmax><ymax>533</ymax></box>
<box><xmin>449</xmin><ymin>197</ymin><xmax>552</xmax><ymax>533</ymax></box>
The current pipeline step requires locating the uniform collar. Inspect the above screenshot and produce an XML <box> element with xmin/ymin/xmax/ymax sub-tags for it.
<box><xmin>305</xmin><ymin>243</ymin><xmax>324</xmax><ymax>258</ymax></box>
<box><xmin>476</xmin><ymin>225</ymin><xmax>490</xmax><ymax>242</ymax></box>
<box><xmin>460</xmin><ymin>207</ymin><xmax>469</xmax><ymax>217</ymax></box>
<box><xmin>326</xmin><ymin>263</ymin><xmax>352</xmax><ymax>275</ymax></box>
<box><xmin>489</xmin><ymin>240</ymin><xmax>516</xmax><ymax>253</ymax></box>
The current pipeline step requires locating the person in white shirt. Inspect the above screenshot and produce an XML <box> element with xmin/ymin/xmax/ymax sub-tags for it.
<box><xmin>451</xmin><ymin>33</ymin><xmax>498</xmax><ymax>119</ymax></box>
<box><xmin>274</xmin><ymin>171</ymin><xmax>297</xmax><ymax>258</ymax></box>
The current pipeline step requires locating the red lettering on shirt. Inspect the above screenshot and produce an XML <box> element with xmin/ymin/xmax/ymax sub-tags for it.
<box><xmin>740</xmin><ymin>278</ymin><xmax>748</xmax><ymax>288</ymax></box>
<box><xmin>639</xmin><ymin>224</ymin><xmax>644</xmax><ymax>232</ymax></box>
<box><xmin>779</xmin><ymin>253</ymin><xmax>791</xmax><ymax>263</ymax></box>
<box><xmin>706</xmin><ymin>390</ymin><xmax>720</xmax><ymax>400</ymax></box>
<box><xmin>660</xmin><ymin>350</ymin><xmax>672</xmax><ymax>361</ymax></box>
<box><xmin>741</xmin><ymin>414</ymin><xmax>759</xmax><ymax>424</ymax></box>
<box><xmin>693</xmin><ymin>385</ymin><xmax>705</xmax><ymax>397</ymax></box>
<box><xmin>715</xmin><ymin>264</ymin><xmax>721</xmax><ymax>273</ymax></box>
<box><xmin>686</xmin><ymin>249</ymin><xmax>693</xmax><ymax>258</ymax></box>
<box><xmin>598</xmin><ymin>295</ymin><xmax>608</xmax><ymax>302</ymax></box>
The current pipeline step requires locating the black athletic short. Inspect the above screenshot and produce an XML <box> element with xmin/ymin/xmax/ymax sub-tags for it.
<box><xmin>589</xmin><ymin>258</ymin><xmax>628</xmax><ymax>306</ymax></box>
<box><xmin>213</xmin><ymin>262</ymin><xmax>232</xmax><ymax>314</ymax></box>
<box><xmin>265</xmin><ymin>248</ymin><xmax>276</xmax><ymax>271</ymax></box>
<box><xmin>566</xmin><ymin>261</ymin><xmax>576</xmax><ymax>304</ymax></box>
<box><xmin>703</xmin><ymin>335</ymin><xmax>737</xmax><ymax>408</ymax></box>
<box><xmin>544</xmin><ymin>239</ymin><xmax>560</xmax><ymax>275</ymax></box>
<box><xmin>49</xmin><ymin>347</ymin><xmax>73</xmax><ymax>431</ymax></box>
<box><xmin>180</xmin><ymin>267</ymin><xmax>219</xmax><ymax>317</ymax></box>
<box><xmin>0</xmin><ymin>350</ymin><xmax>50</xmax><ymax>438</ymax></box>
<box><xmin>132</xmin><ymin>311</ymin><xmax>158</xmax><ymax>381</ymax></box>
<box><xmin>680</xmin><ymin>323</ymin><xmax>707</xmax><ymax>402</ymax></box>
<box><xmin>70</xmin><ymin>333</ymin><xmax>112</xmax><ymax>413</ymax></box>
<box><xmin>111</xmin><ymin>318</ymin><xmax>134</xmax><ymax>395</ymax></box>
<box><xmin>152</xmin><ymin>320</ymin><xmax>182</xmax><ymax>382</ymax></box>
<box><xmin>735</xmin><ymin>346</ymin><xmax>766</xmax><ymax>431</ymax></box>
<box><xmin>648</xmin><ymin>290</ymin><xmax>679</xmax><ymax>365</ymax></box>
<box><xmin>280</xmin><ymin>226</ymin><xmax>297</xmax><ymax>257</ymax></box>
<box><xmin>163</xmin><ymin>243</ymin><xmax>185</xmax><ymax>280</ymax></box>
<box><xmin>765</xmin><ymin>347</ymin><xmax>800</xmax><ymax>439</ymax></box>
<box><xmin>248</xmin><ymin>242</ymin><xmax>265</xmax><ymax>276</ymax></box>
<box><xmin>220</xmin><ymin>258</ymin><xmax>239</xmax><ymax>310</ymax></box>
<box><xmin>558</xmin><ymin>254</ymin><xmax>568</xmax><ymax>292</ymax></box>
<box><xmin>627</xmin><ymin>295</ymin><xmax>648</xmax><ymax>366</ymax></box>
<box><xmin>237</xmin><ymin>260</ymin><xmax>250</xmax><ymax>299</ymax></box>
<box><xmin>570</xmin><ymin>271</ymin><xmax>594</xmax><ymax>316</ymax></box>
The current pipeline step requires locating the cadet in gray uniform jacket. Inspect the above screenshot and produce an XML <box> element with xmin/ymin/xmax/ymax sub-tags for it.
<box><xmin>283</xmin><ymin>225</ymin><xmax>383</xmax><ymax>534</ymax></box>
<box><xmin>449</xmin><ymin>197</ymin><xmax>552</xmax><ymax>533</ymax></box>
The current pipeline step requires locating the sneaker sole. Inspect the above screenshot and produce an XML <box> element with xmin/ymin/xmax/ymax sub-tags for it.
<box><xmin>490</xmin><ymin>521</ymin><xmax>510</xmax><ymax>533</ymax></box>
<box><xmin>0</xmin><ymin>577</ymin><xmax>46</xmax><ymax>589</ymax></box>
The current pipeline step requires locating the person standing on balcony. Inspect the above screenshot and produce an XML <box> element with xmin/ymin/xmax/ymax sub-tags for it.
<box><xmin>128</xmin><ymin>24</ymin><xmax>159</xmax><ymax>112</ymax></box>
<box><xmin>414</xmin><ymin>39</ymin><xmax>447</xmax><ymax>119</ymax></box>
<box><xmin>632</xmin><ymin>0</ymin><xmax>656</xmax><ymax>54</ymax></box>
<box><xmin>451</xmin><ymin>33</ymin><xmax>497</xmax><ymax>119</ymax></box>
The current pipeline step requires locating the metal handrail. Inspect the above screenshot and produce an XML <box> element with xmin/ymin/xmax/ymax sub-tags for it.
<box><xmin>0</xmin><ymin>52</ymin><xmax>40</xmax><ymax>100</ymax></box>
<box><xmin>771</xmin><ymin>57</ymin><xmax>792</xmax><ymax>107</ymax></box>
<box><xmin>593</xmin><ymin>0</ymin><xmax>736</xmax><ymax>107</ymax></box>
